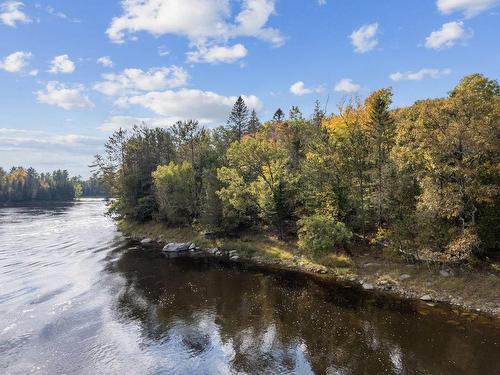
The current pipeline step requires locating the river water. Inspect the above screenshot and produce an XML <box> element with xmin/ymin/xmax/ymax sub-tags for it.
<box><xmin>0</xmin><ymin>199</ymin><xmax>498</xmax><ymax>374</ymax></box>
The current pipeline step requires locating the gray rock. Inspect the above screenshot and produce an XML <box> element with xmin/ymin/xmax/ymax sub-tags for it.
<box><xmin>163</xmin><ymin>242</ymin><xmax>191</xmax><ymax>252</ymax></box>
<box><xmin>362</xmin><ymin>283</ymin><xmax>374</xmax><ymax>290</ymax></box>
<box><xmin>189</xmin><ymin>243</ymin><xmax>196</xmax><ymax>250</ymax></box>
<box><xmin>440</xmin><ymin>270</ymin><xmax>450</xmax><ymax>277</ymax></box>
<box><xmin>208</xmin><ymin>247</ymin><xmax>219</xmax><ymax>255</ymax></box>
<box><xmin>420</xmin><ymin>294</ymin><xmax>433</xmax><ymax>301</ymax></box>
<box><xmin>230</xmin><ymin>255</ymin><xmax>240</xmax><ymax>260</ymax></box>
<box><xmin>398</xmin><ymin>274</ymin><xmax>412</xmax><ymax>281</ymax></box>
<box><xmin>141</xmin><ymin>238</ymin><xmax>153</xmax><ymax>245</ymax></box>
<box><xmin>229</xmin><ymin>250</ymin><xmax>238</xmax><ymax>256</ymax></box>
<box><xmin>363</xmin><ymin>262</ymin><xmax>381</xmax><ymax>268</ymax></box>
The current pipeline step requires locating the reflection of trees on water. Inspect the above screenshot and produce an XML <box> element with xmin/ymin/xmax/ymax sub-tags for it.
<box><xmin>105</xmin><ymin>250</ymin><xmax>499</xmax><ymax>375</ymax></box>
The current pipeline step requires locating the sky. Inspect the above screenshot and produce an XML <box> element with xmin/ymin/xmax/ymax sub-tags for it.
<box><xmin>0</xmin><ymin>0</ymin><xmax>499</xmax><ymax>177</ymax></box>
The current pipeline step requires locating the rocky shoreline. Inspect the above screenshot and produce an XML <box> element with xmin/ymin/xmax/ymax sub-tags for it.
<box><xmin>129</xmin><ymin>230</ymin><xmax>500</xmax><ymax>320</ymax></box>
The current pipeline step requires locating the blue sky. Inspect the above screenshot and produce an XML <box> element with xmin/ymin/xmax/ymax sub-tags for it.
<box><xmin>0</xmin><ymin>0</ymin><xmax>499</xmax><ymax>177</ymax></box>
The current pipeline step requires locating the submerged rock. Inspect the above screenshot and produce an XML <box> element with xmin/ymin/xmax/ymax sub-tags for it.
<box><xmin>163</xmin><ymin>242</ymin><xmax>192</xmax><ymax>253</ymax></box>
<box><xmin>208</xmin><ymin>248</ymin><xmax>219</xmax><ymax>255</ymax></box>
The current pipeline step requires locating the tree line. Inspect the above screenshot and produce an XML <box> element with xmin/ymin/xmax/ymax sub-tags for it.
<box><xmin>0</xmin><ymin>167</ymin><xmax>106</xmax><ymax>203</ymax></box>
<box><xmin>93</xmin><ymin>74</ymin><xmax>499</xmax><ymax>260</ymax></box>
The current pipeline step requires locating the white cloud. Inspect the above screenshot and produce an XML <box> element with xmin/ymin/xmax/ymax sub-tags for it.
<box><xmin>334</xmin><ymin>78</ymin><xmax>361</xmax><ymax>93</ymax></box>
<box><xmin>0</xmin><ymin>51</ymin><xmax>32</xmax><ymax>73</ymax></box>
<box><xmin>425</xmin><ymin>21</ymin><xmax>471</xmax><ymax>49</ymax></box>
<box><xmin>0</xmin><ymin>1</ymin><xmax>31</xmax><ymax>27</ymax></box>
<box><xmin>289</xmin><ymin>81</ymin><xmax>322</xmax><ymax>96</ymax></box>
<box><xmin>94</xmin><ymin>66</ymin><xmax>189</xmax><ymax>96</ymax></box>
<box><xmin>437</xmin><ymin>0</ymin><xmax>499</xmax><ymax>17</ymax></box>
<box><xmin>116</xmin><ymin>89</ymin><xmax>262</xmax><ymax>125</ymax></box>
<box><xmin>350</xmin><ymin>23</ymin><xmax>379</xmax><ymax>53</ymax></box>
<box><xmin>158</xmin><ymin>45</ymin><xmax>170</xmax><ymax>56</ymax></box>
<box><xmin>106</xmin><ymin>0</ymin><xmax>284</xmax><ymax>46</ymax></box>
<box><xmin>97</xmin><ymin>56</ymin><xmax>113</xmax><ymax>68</ymax></box>
<box><xmin>99</xmin><ymin>116</ymin><xmax>179</xmax><ymax>131</ymax></box>
<box><xmin>318</xmin><ymin>0</ymin><xmax>327</xmax><ymax>5</ymax></box>
<box><xmin>45</xmin><ymin>5</ymin><xmax>80</xmax><ymax>23</ymax></box>
<box><xmin>390</xmin><ymin>68</ymin><xmax>452</xmax><ymax>81</ymax></box>
<box><xmin>48</xmin><ymin>54</ymin><xmax>76</xmax><ymax>74</ymax></box>
<box><xmin>0</xmin><ymin>128</ymin><xmax>103</xmax><ymax>151</ymax></box>
<box><xmin>0</xmin><ymin>128</ymin><xmax>104</xmax><ymax>177</ymax></box>
<box><xmin>36</xmin><ymin>81</ymin><xmax>94</xmax><ymax>110</ymax></box>
<box><xmin>187</xmin><ymin>43</ymin><xmax>248</xmax><ymax>64</ymax></box>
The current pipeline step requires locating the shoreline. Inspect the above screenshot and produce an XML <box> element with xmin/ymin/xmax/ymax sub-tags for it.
<box><xmin>118</xmin><ymin>220</ymin><xmax>500</xmax><ymax>320</ymax></box>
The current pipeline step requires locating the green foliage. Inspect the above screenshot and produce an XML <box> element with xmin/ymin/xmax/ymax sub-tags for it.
<box><xmin>153</xmin><ymin>161</ymin><xmax>195</xmax><ymax>225</ymax></box>
<box><xmin>91</xmin><ymin>74</ymin><xmax>499</xmax><ymax>259</ymax></box>
<box><xmin>298</xmin><ymin>214</ymin><xmax>352</xmax><ymax>256</ymax></box>
<box><xmin>217</xmin><ymin>135</ymin><xmax>295</xmax><ymax>238</ymax></box>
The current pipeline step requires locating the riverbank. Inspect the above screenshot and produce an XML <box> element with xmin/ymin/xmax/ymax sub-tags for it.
<box><xmin>118</xmin><ymin>220</ymin><xmax>500</xmax><ymax>318</ymax></box>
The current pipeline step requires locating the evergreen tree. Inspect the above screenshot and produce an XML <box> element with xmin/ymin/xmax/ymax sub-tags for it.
<box><xmin>289</xmin><ymin>106</ymin><xmax>304</xmax><ymax>121</ymax></box>
<box><xmin>273</xmin><ymin>108</ymin><xmax>285</xmax><ymax>122</ymax></box>
<box><xmin>248</xmin><ymin>110</ymin><xmax>261</xmax><ymax>137</ymax></box>
<box><xmin>366</xmin><ymin>89</ymin><xmax>395</xmax><ymax>228</ymax></box>
<box><xmin>312</xmin><ymin>100</ymin><xmax>325</xmax><ymax>127</ymax></box>
<box><xmin>227</xmin><ymin>96</ymin><xmax>249</xmax><ymax>142</ymax></box>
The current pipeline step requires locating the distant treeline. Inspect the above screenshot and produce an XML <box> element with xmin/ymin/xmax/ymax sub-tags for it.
<box><xmin>93</xmin><ymin>74</ymin><xmax>499</xmax><ymax>259</ymax></box>
<box><xmin>0</xmin><ymin>167</ymin><xmax>106</xmax><ymax>203</ymax></box>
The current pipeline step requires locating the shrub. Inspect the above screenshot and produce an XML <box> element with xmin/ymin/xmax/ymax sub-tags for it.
<box><xmin>297</xmin><ymin>214</ymin><xmax>352</xmax><ymax>256</ymax></box>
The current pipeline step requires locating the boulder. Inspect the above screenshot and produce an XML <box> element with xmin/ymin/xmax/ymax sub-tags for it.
<box><xmin>208</xmin><ymin>248</ymin><xmax>219</xmax><ymax>255</ymax></box>
<box><xmin>141</xmin><ymin>238</ymin><xmax>153</xmax><ymax>245</ymax></box>
<box><xmin>163</xmin><ymin>242</ymin><xmax>192</xmax><ymax>253</ymax></box>
<box><xmin>362</xmin><ymin>283</ymin><xmax>374</xmax><ymax>290</ymax></box>
<box><xmin>189</xmin><ymin>243</ymin><xmax>196</xmax><ymax>250</ymax></box>
<box><xmin>362</xmin><ymin>262</ymin><xmax>381</xmax><ymax>268</ymax></box>
<box><xmin>420</xmin><ymin>294</ymin><xmax>433</xmax><ymax>301</ymax></box>
<box><xmin>398</xmin><ymin>274</ymin><xmax>412</xmax><ymax>281</ymax></box>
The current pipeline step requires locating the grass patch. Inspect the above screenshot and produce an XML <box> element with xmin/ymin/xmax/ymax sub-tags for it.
<box><xmin>317</xmin><ymin>253</ymin><xmax>354</xmax><ymax>269</ymax></box>
<box><xmin>215</xmin><ymin>234</ymin><xmax>295</xmax><ymax>261</ymax></box>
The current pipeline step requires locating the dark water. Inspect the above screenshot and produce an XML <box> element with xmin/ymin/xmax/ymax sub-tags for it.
<box><xmin>0</xmin><ymin>199</ymin><xmax>499</xmax><ymax>374</ymax></box>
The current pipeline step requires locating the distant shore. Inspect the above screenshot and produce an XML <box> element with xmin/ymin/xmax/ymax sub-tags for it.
<box><xmin>118</xmin><ymin>219</ymin><xmax>500</xmax><ymax>319</ymax></box>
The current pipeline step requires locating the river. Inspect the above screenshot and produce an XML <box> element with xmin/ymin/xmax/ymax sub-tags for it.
<box><xmin>0</xmin><ymin>199</ymin><xmax>498</xmax><ymax>374</ymax></box>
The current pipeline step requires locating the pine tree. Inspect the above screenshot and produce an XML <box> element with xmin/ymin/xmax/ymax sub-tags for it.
<box><xmin>288</xmin><ymin>106</ymin><xmax>303</xmax><ymax>121</ymax></box>
<box><xmin>312</xmin><ymin>100</ymin><xmax>325</xmax><ymax>127</ymax></box>
<box><xmin>366</xmin><ymin>89</ymin><xmax>394</xmax><ymax>228</ymax></box>
<box><xmin>248</xmin><ymin>110</ymin><xmax>261</xmax><ymax>136</ymax></box>
<box><xmin>273</xmin><ymin>108</ymin><xmax>285</xmax><ymax>122</ymax></box>
<box><xmin>227</xmin><ymin>96</ymin><xmax>249</xmax><ymax>142</ymax></box>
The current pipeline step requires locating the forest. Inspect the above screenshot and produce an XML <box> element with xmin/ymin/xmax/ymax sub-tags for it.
<box><xmin>93</xmin><ymin>74</ymin><xmax>499</xmax><ymax>261</ymax></box>
<box><xmin>0</xmin><ymin>167</ymin><xmax>105</xmax><ymax>203</ymax></box>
